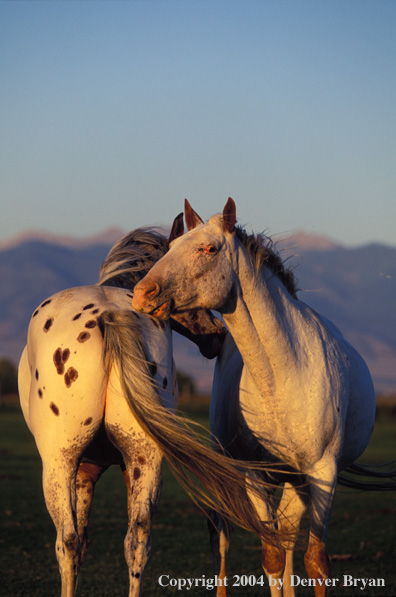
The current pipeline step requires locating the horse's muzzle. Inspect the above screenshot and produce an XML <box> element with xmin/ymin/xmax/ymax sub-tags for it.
<box><xmin>132</xmin><ymin>280</ymin><xmax>172</xmax><ymax>320</ymax></box>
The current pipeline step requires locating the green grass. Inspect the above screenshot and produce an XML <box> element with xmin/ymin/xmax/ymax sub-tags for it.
<box><xmin>1</xmin><ymin>403</ymin><xmax>395</xmax><ymax>596</ymax></box>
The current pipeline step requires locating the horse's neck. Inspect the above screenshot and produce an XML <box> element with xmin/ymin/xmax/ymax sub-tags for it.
<box><xmin>223</xmin><ymin>248</ymin><xmax>300</xmax><ymax>397</ymax></box>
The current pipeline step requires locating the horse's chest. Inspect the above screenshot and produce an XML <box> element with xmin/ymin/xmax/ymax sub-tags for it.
<box><xmin>238</xmin><ymin>369</ymin><xmax>337</xmax><ymax>467</ymax></box>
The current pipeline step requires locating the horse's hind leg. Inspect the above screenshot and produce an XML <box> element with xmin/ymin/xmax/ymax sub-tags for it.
<box><xmin>106</xmin><ymin>412</ymin><xmax>163</xmax><ymax>597</ymax></box>
<box><xmin>76</xmin><ymin>462</ymin><xmax>107</xmax><ymax>566</ymax></box>
<box><xmin>208</xmin><ymin>510</ymin><xmax>232</xmax><ymax>597</ymax></box>
<box><xmin>122</xmin><ymin>445</ymin><xmax>163</xmax><ymax>597</ymax></box>
<box><xmin>246</xmin><ymin>476</ymin><xmax>285</xmax><ymax>597</ymax></box>
<box><xmin>304</xmin><ymin>455</ymin><xmax>337</xmax><ymax>597</ymax></box>
<box><xmin>42</xmin><ymin>461</ymin><xmax>81</xmax><ymax>597</ymax></box>
<box><xmin>277</xmin><ymin>482</ymin><xmax>308</xmax><ymax>597</ymax></box>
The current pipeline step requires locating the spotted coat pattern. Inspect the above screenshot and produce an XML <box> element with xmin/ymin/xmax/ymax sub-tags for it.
<box><xmin>18</xmin><ymin>284</ymin><xmax>176</xmax><ymax>597</ymax></box>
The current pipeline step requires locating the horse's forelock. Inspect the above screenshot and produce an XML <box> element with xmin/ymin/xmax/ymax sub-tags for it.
<box><xmin>207</xmin><ymin>213</ymin><xmax>225</xmax><ymax>229</ymax></box>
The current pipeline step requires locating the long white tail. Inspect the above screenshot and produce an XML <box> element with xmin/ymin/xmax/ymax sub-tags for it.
<box><xmin>100</xmin><ymin>309</ymin><xmax>285</xmax><ymax>544</ymax></box>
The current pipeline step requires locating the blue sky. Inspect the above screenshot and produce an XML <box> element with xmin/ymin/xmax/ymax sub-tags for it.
<box><xmin>1</xmin><ymin>0</ymin><xmax>395</xmax><ymax>246</ymax></box>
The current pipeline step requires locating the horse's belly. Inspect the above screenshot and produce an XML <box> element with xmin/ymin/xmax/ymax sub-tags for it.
<box><xmin>339</xmin><ymin>377</ymin><xmax>376</xmax><ymax>469</ymax></box>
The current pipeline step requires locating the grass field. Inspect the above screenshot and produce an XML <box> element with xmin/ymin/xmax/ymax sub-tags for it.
<box><xmin>1</xmin><ymin>399</ymin><xmax>395</xmax><ymax>596</ymax></box>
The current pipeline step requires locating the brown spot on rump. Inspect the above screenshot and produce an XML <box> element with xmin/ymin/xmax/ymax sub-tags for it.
<box><xmin>84</xmin><ymin>417</ymin><xmax>93</xmax><ymax>426</ymax></box>
<box><xmin>85</xmin><ymin>320</ymin><xmax>97</xmax><ymax>329</ymax></box>
<box><xmin>53</xmin><ymin>347</ymin><xmax>70</xmax><ymax>374</ymax></box>
<box><xmin>133</xmin><ymin>467</ymin><xmax>141</xmax><ymax>480</ymax></box>
<box><xmin>77</xmin><ymin>331</ymin><xmax>91</xmax><ymax>343</ymax></box>
<box><xmin>54</xmin><ymin>348</ymin><xmax>64</xmax><ymax>374</ymax></box>
<box><xmin>65</xmin><ymin>367</ymin><xmax>78</xmax><ymax>388</ymax></box>
<box><xmin>50</xmin><ymin>402</ymin><xmax>60</xmax><ymax>416</ymax></box>
<box><xmin>62</xmin><ymin>348</ymin><xmax>70</xmax><ymax>362</ymax></box>
<box><xmin>72</xmin><ymin>313</ymin><xmax>82</xmax><ymax>321</ymax></box>
<box><xmin>38</xmin><ymin>388</ymin><xmax>43</xmax><ymax>398</ymax></box>
<box><xmin>83</xmin><ymin>303</ymin><xmax>95</xmax><ymax>310</ymax></box>
<box><xmin>43</xmin><ymin>318</ymin><xmax>54</xmax><ymax>332</ymax></box>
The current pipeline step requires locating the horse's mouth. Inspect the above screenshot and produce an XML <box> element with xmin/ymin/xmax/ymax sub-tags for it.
<box><xmin>150</xmin><ymin>301</ymin><xmax>172</xmax><ymax>320</ymax></box>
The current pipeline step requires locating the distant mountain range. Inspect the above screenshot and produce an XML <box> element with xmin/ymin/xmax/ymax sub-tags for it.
<box><xmin>1</xmin><ymin>228</ymin><xmax>395</xmax><ymax>395</ymax></box>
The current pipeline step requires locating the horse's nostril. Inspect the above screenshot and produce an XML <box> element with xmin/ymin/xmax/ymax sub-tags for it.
<box><xmin>144</xmin><ymin>282</ymin><xmax>160</xmax><ymax>299</ymax></box>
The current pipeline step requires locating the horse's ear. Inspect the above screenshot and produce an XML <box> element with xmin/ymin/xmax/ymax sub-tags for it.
<box><xmin>222</xmin><ymin>197</ymin><xmax>236</xmax><ymax>233</ymax></box>
<box><xmin>185</xmin><ymin>199</ymin><xmax>204</xmax><ymax>230</ymax></box>
<box><xmin>168</xmin><ymin>212</ymin><xmax>184</xmax><ymax>244</ymax></box>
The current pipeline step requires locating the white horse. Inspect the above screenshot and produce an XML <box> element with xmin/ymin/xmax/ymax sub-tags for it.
<box><xmin>18</xmin><ymin>219</ymin><xmax>282</xmax><ymax>597</ymax></box>
<box><xmin>132</xmin><ymin>198</ymin><xmax>377</xmax><ymax>597</ymax></box>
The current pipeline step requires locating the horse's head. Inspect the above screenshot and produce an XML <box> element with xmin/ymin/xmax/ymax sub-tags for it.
<box><xmin>98</xmin><ymin>211</ymin><xmax>227</xmax><ymax>358</ymax></box>
<box><xmin>132</xmin><ymin>198</ymin><xmax>237</xmax><ymax>318</ymax></box>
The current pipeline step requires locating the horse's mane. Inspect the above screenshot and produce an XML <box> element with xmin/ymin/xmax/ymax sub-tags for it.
<box><xmin>235</xmin><ymin>225</ymin><xmax>298</xmax><ymax>298</ymax></box>
<box><xmin>98</xmin><ymin>227</ymin><xmax>168</xmax><ymax>289</ymax></box>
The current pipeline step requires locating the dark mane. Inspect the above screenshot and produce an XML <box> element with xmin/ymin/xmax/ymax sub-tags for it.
<box><xmin>235</xmin><ymin>226</ymin><xmax>298</xmax><ymax>298</ymax></box>
<box><xmin>98</xmin><ymin>227</ymin><xmax>168</xmax><ymax>289</ymax></box>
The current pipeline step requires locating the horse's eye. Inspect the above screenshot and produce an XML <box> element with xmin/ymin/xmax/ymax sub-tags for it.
<box><xmin>204</xmin><ymin>245</ymin><xmax>217</xmax><ymax>254</ymax></box>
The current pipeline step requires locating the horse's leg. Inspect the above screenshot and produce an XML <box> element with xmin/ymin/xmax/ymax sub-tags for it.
<box><xmin>42</xmin><ymin>459</ymin><xmax>81</xmax><ymax>597</ymax></box>
<box><xmin>304</xmin><ymin>455</ymin><xmax>337</xmax><ymax>597</ymax></box>
<box><xmin>208</xmin><ymin>510</ymin><xmax>232</xmax><ymax>597</ymax></box>
<box><xmin>246</xmin><ymin>476</ymin><xmax>285</xmax><ymax>597</ymax></box>
<box><xmin>277</xmin><ymin>482</ymin><xmax>308</xmax><ymax>597</ymax></box>
<box><xmin>106</xmin><ymin>405</ymin><xmax>162</xmax><ymax>597</ymax></box>
<box><xmin>122</xmin><ymin>443</ymin><xmax>162</xmax><ymax>597</ymax></box>
<box><xmin>31</xmin><ymin>387</ymin><xmax>104</xmax><ymax>596</ymax></box>
<box><xmin>75</xmin><ymin>462</ymin><xmax>107</xmax><ymax>565</ymax></box>
<box><xmin>38</xmin><ymin>423</ymin><xmax>103</xmax><ymax>596</ymax></box>
<box><xmin>122</xmin><ymin>467</ymin><xmax>132</xmax><ymax>524</ymax></box>
<box><xmin>105</xmin><ymin>360</ymin><xmax>168</xmax><ymax>597</ymax></box>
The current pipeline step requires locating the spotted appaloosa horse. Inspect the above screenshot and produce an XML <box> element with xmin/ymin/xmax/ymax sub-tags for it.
<box><xmin>18</xmin><ymin>219</ymin><xmax>281</xmax><ymax>597</ymax></box>
<box><xmin>132</xmin><ymin>199</ymin><xmax>377</xmax><ymax>597</ymax></box>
